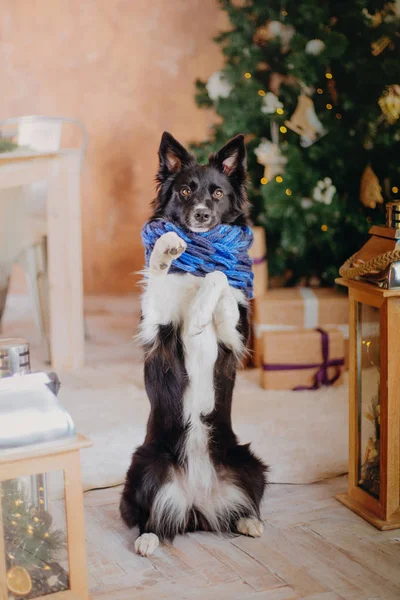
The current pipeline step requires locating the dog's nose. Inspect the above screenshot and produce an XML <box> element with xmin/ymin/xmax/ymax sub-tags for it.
<box><xmin>194</xmin><ymin>208</ymin><xmax>211</xmax><ymax>224</ymax></box>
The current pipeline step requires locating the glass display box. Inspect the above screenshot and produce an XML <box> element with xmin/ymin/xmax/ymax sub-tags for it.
<box><xmin>0</xmin><ymin>436</ymin><xmax>92</xmax><ymax>599</ymax></box>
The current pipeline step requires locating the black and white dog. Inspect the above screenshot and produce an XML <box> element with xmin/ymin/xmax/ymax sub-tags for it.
<box><xmin>120</xmin><ymin>132</ymin><xmax>267</xmax><ymax>556</ymax></box>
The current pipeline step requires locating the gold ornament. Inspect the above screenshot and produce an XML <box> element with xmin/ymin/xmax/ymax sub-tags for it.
<box><xmin>257</xmin><ymin>61</ymin><xmax>270</xmax><ymax>72</ymax></box>
<box><xmin>371</xmin><ymin>11</ymin><xmax>383</xmax><ymax>28</ymax></box>
<box><xmin>363</xmin><ymin>4</ymin><xmax>395</xmax><ymax>28</ymax></box>
<box><xmin>284</xmin><ymin>95</ymin><xmax>325</xmax><ymax>147</ymax></box>
<box><xmin>360</xmin><ymin>165</ymin><xmax>384</xmax><ymax>209</ymax></box>
<box><xmin>378</xmin><ymin>85</ymin><xmax>400</xmax><ymax>124</ymax></box>
<box><xmin>371</xmin><ymin>36</ymin><xmax>393</xmax><ymax>56</ymax></box>
<box><xmin>253</xmin><ymin>24</ymin><xmax>270</xmax><ymax>46</ymax></box>
<box><xmin>7</xmin><ymin>566</ymin><xmax>33</xmax><ymax>597</ymax></box>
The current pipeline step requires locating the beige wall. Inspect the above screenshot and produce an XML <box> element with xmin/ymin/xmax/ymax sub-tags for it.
<box><xmin>0</xmin><ymin>0</ymin><xmax>226</xmax><ymax>293</ymax></box>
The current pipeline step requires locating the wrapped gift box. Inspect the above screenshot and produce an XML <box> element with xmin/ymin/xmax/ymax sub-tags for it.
<box><xmin>260</xmin><ymin>327</ymin><xmax>345</xmax><ymax>390</ymax></box>
<box><xmin>249</xmin><ymin>226</ymin><xmax>268</xmax><ymax>298</ymax></box>
<box><xmin>253</xmin><ymin>287</ymin><xmax>349</xmax><ymax>366</ymax></box>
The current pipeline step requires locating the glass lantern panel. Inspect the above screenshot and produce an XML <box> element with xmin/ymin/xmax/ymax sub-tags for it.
<box><xmin>1</xmin><ymin>470</ymin><xmax>70</xmax><ymax>598</ymax></box>
<box><xmin>357</xmin><ymin>302</ymin><xmax>381</xmax><ymax>499</ymax></box>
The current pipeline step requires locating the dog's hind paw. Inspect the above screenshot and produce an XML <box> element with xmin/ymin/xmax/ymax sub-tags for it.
<box><xmin>134</xmin><ymin>533</ymin><xmax>159</xmax><ymax>556</ymax></box>
<box><xmin>236</xmin><ymin>518</ymin><xmax>264</xmax><ymax>538</ymax></box>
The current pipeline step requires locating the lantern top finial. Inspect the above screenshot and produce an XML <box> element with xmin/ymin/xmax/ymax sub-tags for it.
<box><xmin>386</xmin><ymin>200</ymin><xmax>400</xmax><ymax>231</ymax></box>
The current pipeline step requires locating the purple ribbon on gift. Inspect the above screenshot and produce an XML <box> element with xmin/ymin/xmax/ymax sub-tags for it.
<box><xmin>262</xmin><ymin>327</ymin><xmax>344</xmax><ymax>391</ymax></box>
<box><xmin>252</xmin><ymin>254</ymin><xmax>267</xmax><ymax>265</ymax></box>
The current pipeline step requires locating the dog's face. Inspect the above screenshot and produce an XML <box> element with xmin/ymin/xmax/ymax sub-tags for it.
<box><xmin>152</xmin><ymin>132</ymin><xmax>248</xmax><ymax>232</ymax></box>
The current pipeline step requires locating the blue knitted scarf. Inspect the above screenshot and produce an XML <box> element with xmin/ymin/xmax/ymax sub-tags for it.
<box><xmin>142</xmin><ymin>219</ymin><xmax>254</xmax><ymax>298</ymax></box>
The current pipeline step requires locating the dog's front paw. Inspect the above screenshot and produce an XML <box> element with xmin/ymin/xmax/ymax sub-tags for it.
<box><xmin>134</xmin><ymin>533</ymin><xmax>159</xmax><ymax>556</ymax></box>
<box><xmin>150</xmin><ymin>232</ymin><xmax>186</xmax><ymax>272</ymax></box>
<box><xmin>157</xmin><ymin>232</ymin><xmax>186</xmax><ymax>262</ymax></box>
<box><xmin>236</xmin><ymin>518</ymin><xmax>264</xmax><ymax>538</ymax></box>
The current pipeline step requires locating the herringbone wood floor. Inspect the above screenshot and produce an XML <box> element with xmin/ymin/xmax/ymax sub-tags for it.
<box><xmin>84</xmin><ymin>476</ymin><xmax>400</xmax><ymax>600</ymax></box>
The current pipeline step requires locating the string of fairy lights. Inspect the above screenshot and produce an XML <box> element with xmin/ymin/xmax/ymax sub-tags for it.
<box><xmin>244</xmin><ymin>68</ymin><xmax>338</xmax><ymax>232</ymax></box>
<box><xmin>242</xmin><ymin>63</ymin><xmax>399</xmax><ymax>234</ymax></box>
<box><xmin>7</xmin><ymin>490</ymin><xmax>53</xmax><ymax>570</ymax></box>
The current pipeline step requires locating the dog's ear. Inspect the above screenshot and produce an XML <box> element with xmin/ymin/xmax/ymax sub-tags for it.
<box><xmin>157</xmin><ymin>132</ymin><xmax>194</xmax><ymax>183</ymax></box>
<box><xmin>209</xmin><ymin>134</ymin><xmax>247</xmax><ymax>182</ymax></box>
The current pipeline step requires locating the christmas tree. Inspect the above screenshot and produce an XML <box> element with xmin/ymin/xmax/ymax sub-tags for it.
<box><xmin>193</xmin><ymin>0</ymin><xmax>400</xmax><ymax>286</ymax></box>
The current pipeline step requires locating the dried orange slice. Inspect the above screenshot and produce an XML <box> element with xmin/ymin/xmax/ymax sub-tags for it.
<box><xmin>7</xmin><ymin>565</ymin><xmax>32</xmax><ymax>596</ymax></box>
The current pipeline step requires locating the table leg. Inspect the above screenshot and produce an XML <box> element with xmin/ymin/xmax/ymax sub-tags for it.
<box><xmin>46</xmin><ymin>152</ymin><xmax>84</xmax><ymax>370</ymax></box>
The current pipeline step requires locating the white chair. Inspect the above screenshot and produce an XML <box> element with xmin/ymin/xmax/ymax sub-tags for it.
<box><xmin>0</xmin><ymin>116</ymin><xmax>87</xmax><ymax>362</ymax></box>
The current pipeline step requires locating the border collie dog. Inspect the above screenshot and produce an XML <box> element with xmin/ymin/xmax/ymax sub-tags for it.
<box><xmin>120</xmin><ymin>132</ymin><xmax>267</xmax><ymax>556</ymax></box>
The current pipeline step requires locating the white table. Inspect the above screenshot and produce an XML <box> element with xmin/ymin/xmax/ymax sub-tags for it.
<box><xmin>0</xmin><ymin>149</ymin><xmax>84</xmax><ymax>370</ymax></box>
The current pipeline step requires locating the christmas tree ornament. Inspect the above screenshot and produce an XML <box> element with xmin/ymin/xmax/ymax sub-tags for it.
<box><xmin>257</xmin><ymin>61</ymin><xmax>270</xmax><ymax>72</ymax></box>
<box><xmin>378</xmin><ymin>84</ymin><xmax>400</xmax><ymax>124</ymax></box>
<box><xmin>206</xmin><ymin>71</ymin><xmax>232</xmax><ymax>102</ymax></box>
<box><xmin>7</xmin><ymin>565</ymin><xmax>32</xmax><ymax>596</ymax></box>
<box><xmin>305</xmin><ymin>39</ymin><xmax>326</xmax><ymax>55</ymax></box>
<box><xmin>254</xmin><ymin>139</ymin><xmax>287</xmax><ymax>180</ymax></box>
<box><xmin>261</xmin><ymin>91</ymin><xmax>283</xmax><ymax>114</ymax></box>
<box><xmin>371</xmin><ymin>36</ymin><xmax>393</xmax><ymax>56</ymax></box>
<box><xmin>269</xmin><ymin>72</ymin><xmax>296</xmax><ymax>95</ymax></box>
<box><xmin>312</xmin><ymin>178</ymin><xmax>337</xmax><ymax>205</ymax></box>
<box><xmin>265</xmin><ymin>20</ymin><xmax>283</xmax><ymax>38</ymax></box>
<box><xmin>301</xmin><ymin>198</ymin><xmax>313</xmax><ymax>209</ymax></box>
<box><xmin>360</xmin><ymin>165</ymin><xmax>384</xmax><ymax>209</ymax></box>
<box><xmin>278</xmin><ymin>23</ymin><xmax>295</xmax><ymax>51</ymax></box>
<box><xmin>285</xmin><ymin>95</ymin><xmax>325</xmax><ymax>147</ymax></box>
<box><xmin>253</xmin><ymin>20</ymin><xmax>294</xmax><ymax>52</ymax></box>
<box><xmin>363</xmin><ymin>8</ymin><xmax>383</xmax><ymax>27</ymax></box>
<box><xmin>363</xmin><ymin>4</ymin><xmax>396</xmax><ymax>28</ymax></box>
<box><xmin>253</xmin><ymin>24</ymin><xmax>269</xmax><ymax>46</ymax></box>
<box><xmin>327</xmin><ymin>76</ymin><xmax>338</xmax><ymax>105</ymax></box>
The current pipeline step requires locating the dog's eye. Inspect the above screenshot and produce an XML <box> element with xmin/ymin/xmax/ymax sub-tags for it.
<box><xmin>181</xmin><ymin>186</ymin><xmax>192</xmax><ymax>197</ymax></box>
<box><xmin>213</xmin><ymin>189</ymin><xmax>224</xmax><ymax>199</ymax></box>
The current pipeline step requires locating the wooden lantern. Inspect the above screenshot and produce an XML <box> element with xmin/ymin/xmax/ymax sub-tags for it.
<box><xmin>0</xmin><ymin>435</ymin><xmax>92</xmax><ymax>600</ymax></box>
<box><xmin>336</xmin><ymin>201</ymin><xmax>400</xmax><ymax>530</ymax></box>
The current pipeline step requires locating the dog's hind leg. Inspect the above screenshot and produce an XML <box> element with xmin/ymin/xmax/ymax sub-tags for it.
<box><xmin>120</xmin><ymin>494</ymin><xmax>160</xmax><ymax>556</ymax></box>
<box><xmin>223</xmin><ymin>443</ymin><xmax>268</xmax><ymax>538</ymax></box>
<box><xmin>120</xmin><ymin>444</ymin><xmax>176</xmax><ymax>557</ymax></box>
